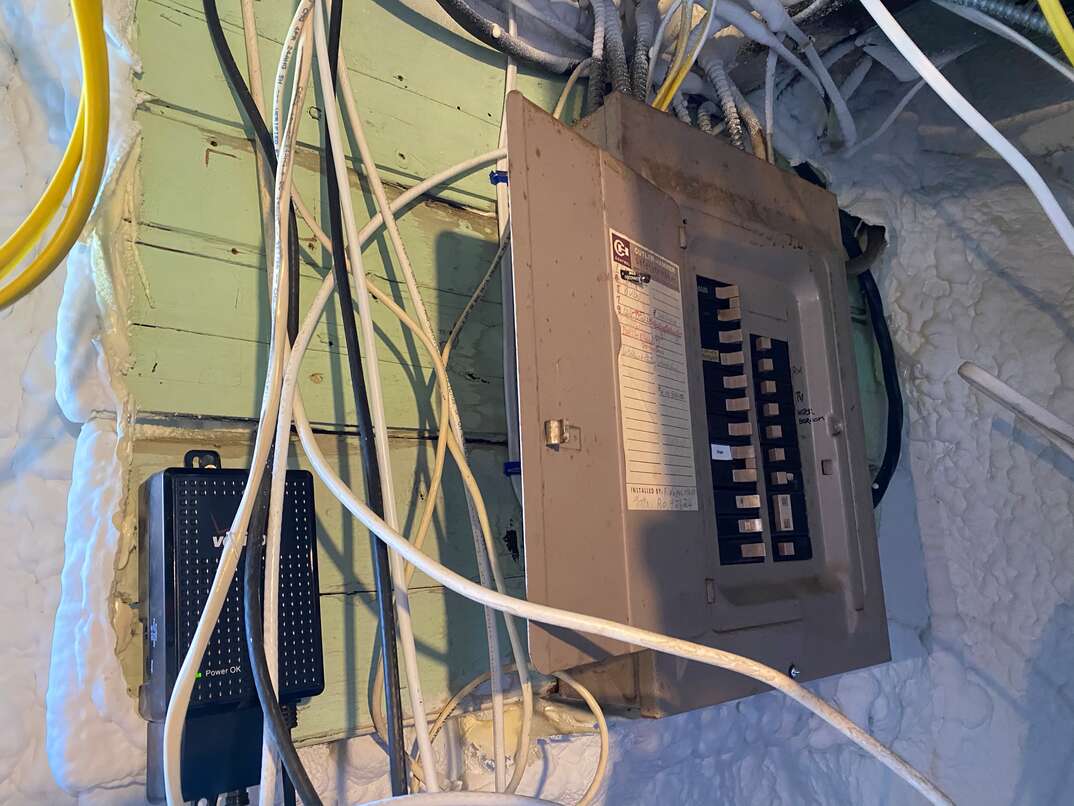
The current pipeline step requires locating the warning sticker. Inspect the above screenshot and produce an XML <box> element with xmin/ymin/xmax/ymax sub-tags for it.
<box><xmin>611</xmin><ymin>230</ymin><xmax>698</xmax><ymax>511</ymax></box>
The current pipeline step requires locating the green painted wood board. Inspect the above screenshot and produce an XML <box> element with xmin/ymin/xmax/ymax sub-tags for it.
<box><xmin>136</xmin><ymin>0</ymin><xmax>567</xmax><ymax>210</ymax></box>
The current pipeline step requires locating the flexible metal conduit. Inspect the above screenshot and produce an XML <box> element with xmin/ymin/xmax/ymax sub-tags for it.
<box><xmin>633</xmin><ymin>0</ymin><xmax>658</xmax><ymax>99</ymax></box>
<box><xmin>603</xmin><ymin>0</ymin><xmax>631</xmax><ymax>93</ymax></box>
<box><xmin>948</xmin><ymin>0</ymin><xmax>1049</xmax><ymax>34</ymax></box>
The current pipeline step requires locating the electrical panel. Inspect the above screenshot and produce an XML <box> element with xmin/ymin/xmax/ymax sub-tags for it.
<box><xmin>506</xmin><ymin>92</ymin><xmax>889</xmax><ymax>716</ymax></box>
<box><xmin>139</xmin><ymin>451</ymin><xmax>325</xmax><ymax>801</ymax></box>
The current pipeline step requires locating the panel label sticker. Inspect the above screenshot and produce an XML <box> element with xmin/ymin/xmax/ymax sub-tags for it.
<box><xmin>611</xmin><ymin>230</ymin><xmax>698</xmax><ymax>511</ymax></box>
<box><xmin>711</xmin><ymin>443</ymin><xmax>732</xmax><ymax>461</ymax></box>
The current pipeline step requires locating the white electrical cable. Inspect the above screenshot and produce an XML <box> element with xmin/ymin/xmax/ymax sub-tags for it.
<box><xmin>416</xmin><ymin>664</ymin><xmax>608</xmax><ymax>806</ymax></box>
<box><xmin>750</xmin><ymin>0</ymin><xmax>858</xmax><ymax>145</ymax></box>
<box><xmin>360</xmin><ymin>795</ymin><xmax>560</xmax><ymax>805</ymax></box>
<box><xmin>282</xmin><ymin>150</ymin><xmax>515</xmax><ymax>793</ymax></box>
<box><xmin>551</xmin><ymin>672</ymin><xmax>609</xmax><ymax>806</ymax></box>
<box><xmin>239</xmin><ymin>0</ymin><xmax>275</xmax><ymax>260</ymax></box>
<box><xmin>285</xmin><ymin>46</ymin><xmax>534</xmax><ymax>787</ymax></box>
<box><xmin>712</xmin><ymin>2</ymin><xmax>823</xmax><ymax>97</ymax></box>
<box><xmin>646</xmin><ymin>0</ymin><xmax>683</xmax><ymax>98</ymax></box>
<box><xmin>334</xmin><ymin>26</ymin><xmax>533</xmax><ymax>795</ymax></box>
<box><xmin>791</xmin><ymin>0</ymin><xmax>830</xmax><ymax>23</ymax></box>
<box><xmin>259</xmin><ymin>19</ymin><xmax>316</xmax><ymax>806</ymax></box>
<box><xmin>843</xmin><ymin>44</ymin><xmax>975</xmax><ymax>158</ymax></box>
<box><xmin>554</xmin><ymin>57</ymin><xmax>592</xmax><ymax>119</ymax></box>
<box><xmin>858</xmin><ymin>0</ymin><xmax>1074</xmax><ymax>258</ymax></box>
<box><xmin>932</xmin><ymin>0</ymin><xmax>1074</xmax><ymax>85</ymax></box>
<box><xmin>840</xmin><ymin>54</ymin><xmax>874</xmax><ymax>100</ymax></box>
<box><xmin>764</xmin><ymin>48</ymin><xmax>777</xmax><ymax>161</ymax></box>
<box><xmin>280</xmin><ymin>265</ymin><xmax>955</xmax><ymax>806</ymax></box>
<box><xmin>506</xmin><ymin>0</ymin><xmax>593</xmax><ymax>47</ymax></box>
<box><xmin>161</xmin><ymin>4</ymin><xmax>314</xmax><ymax>804</ymax></box>
<box><xmin>802</xmin><ymin>41</ymin><xmax>858</xmax><ymax>144</ymax></box>
<box><xmin>843</xmin><ymin>77</ymin><xmax>927</xmax><ymax>156</ymax></box>
<box><xmin>310</xmin><ymin>1</ymin><xmax>441</xmax><ymax>790</ymax></box>
<box><xmin>236</xmin><ymin>1</ymin><xmax>291</xmax><ymax>798</ymax></box>
<box><xmin>959</xmin><ymin>362</ymin><xmax>1074</xmax><ymax>460</ymax></box>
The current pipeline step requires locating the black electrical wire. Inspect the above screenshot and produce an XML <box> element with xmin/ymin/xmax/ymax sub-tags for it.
<box><xmin>280</xmin><ymin>703</ymin><xmax>298</xmax><ymax>806</ymax></box>
<box><xmin>243</xmin><ymin>498</ymin><xmax>321</xmax><ymax>806</ymax></box>
<box><xmin>859</xmin><ymin>267</ymin><xmax>904</xmax><ymax>507</ymax></box>
<box><xmin>202</xmin><ymin>0</ymin><xmax>299</xmax><ymax>339</ymax></box>
<box><xmin>202</xmin><ymin>2</ymin><xmax>320</xmax><ymax>804</ymax></box>
<box><xmin>323</xmin><ymin>0</ymin><xmax>409</xmax><ymax>793</ymax></box>
<box><xmin>282</xmin><ymin>771</ymin><xmax>296</xmax><ymax>806</ymax></box>
<box><xmin>794</xmin><ymin>168</ymin><xmax>905</xmax><ymax>508</ymax></box>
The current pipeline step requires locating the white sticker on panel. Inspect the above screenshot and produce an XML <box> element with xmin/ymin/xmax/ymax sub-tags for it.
<box><xmin>610</xmin><ymin>230</ymin><xmax>698</xmax><ymax>511</ymax></box>
<box><xmin>711</xmin><ymin>443</ymin><xmax>732</xmax><ymax>461</ymax></box>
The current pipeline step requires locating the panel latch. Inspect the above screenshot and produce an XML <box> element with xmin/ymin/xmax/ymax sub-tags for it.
<box><xmin>544</xmin><ymin>419</ymin><xmax>582</xmax><ymax>451</ymax></box>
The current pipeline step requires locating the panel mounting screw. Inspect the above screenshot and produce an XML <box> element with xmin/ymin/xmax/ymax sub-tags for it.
<box><xmin>788</xmin><ymin>664</ymin><xmax>801</xmax><ymax>679</ymax></box>
<box><xmin>489</xmin><ymin>170</ymin><xmax>509</xmax><ymax>186</ymax></box>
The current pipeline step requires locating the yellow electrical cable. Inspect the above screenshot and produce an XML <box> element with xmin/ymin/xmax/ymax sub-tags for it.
<box><xmin>652</xmin><ymin>27</ymin><xmax>703</xmax><ymax>109</ymax></box>
<box><xmin>1038</xmin><ymin>0</ymin><xmax>1074</xmax><ymax>68</ymax></box>
<box><xmin>0</xmin><ymin>97</ymin><xmax>86</xmax><ymax>272</ymax></box>
<box><xmin>0</xmin><ymin>0</ymin><xmax>108</xmax><ymax>309</ymax></box>
<box><xmin>653</xmin><ymin>0</ymin><xmax>714</xmax><ymax>111</ymax></box>
<box><xmin>652</xmin><ymin>0</ymin><xmax>694</xmax><ymax>107</ymax></box>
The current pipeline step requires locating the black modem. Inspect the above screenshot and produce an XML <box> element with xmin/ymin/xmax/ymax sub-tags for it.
<box><xmin>139</xmin><ymin>450</ymin><xmax>324</xmax><ymax>802</ymax></box>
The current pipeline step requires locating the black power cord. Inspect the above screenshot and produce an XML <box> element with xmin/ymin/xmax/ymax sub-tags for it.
<box><xmin>201</xmin><ymin>0</ymin><xmax>299</xmax><ymax>339</ymax></box>
<box><xmin>793</xmin><ymin>165</ymin><xmax>903</xmax><ymax>507</ymax></box>
<box><xmin>244</xmin><ymin>495</ymin><xmax>321</xmax><ymax>805</ymax></box>
<box><xmin>322</xmin><ymin>0</ymin><xmax>410</xmax><ymax>793</ymax></box>
<box><xmin>844</xmin><ymin>221</ymin><xmax>903</xmax><ymax>507</ymax></box>
<box><xmin>202</xmin><ymin>2</ymin><xmax>320</xmax><ymax>804</ymax></box>
<box><xmin>858</xmin><ymin>267</ymin><xmax>904</xmax><ymax>507</ymax></box>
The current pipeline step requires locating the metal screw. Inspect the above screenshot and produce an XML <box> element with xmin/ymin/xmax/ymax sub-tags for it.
<box><xmin>788</xmin><ymin>664</ymin><xmax>801</xmax><ymax>679</ymax></box>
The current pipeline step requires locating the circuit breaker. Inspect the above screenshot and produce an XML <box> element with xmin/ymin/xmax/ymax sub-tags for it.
<box><xmin>506</xmin><ymin>92</ymin><xmax>889</xmax><ymax>716</ymax></box>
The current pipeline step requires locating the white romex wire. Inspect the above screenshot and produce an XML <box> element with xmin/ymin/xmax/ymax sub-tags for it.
<box><xmin>259</xmin><ymin>15</ymin><xmax>317</xmax><ymax>803</ymax></box>
<box><xmin>859</xmin><ymin>0</ymin><xmax>1074</xmax><ymax>258</ymax></box>
<box><xmin>161</xmin><ymin>1</ymin><xmax>315</xmax><ymax>803</ymax></box>
<box><xmin>310</xmin><ymin>0</ymin><xmax>441</xmax><ymax>788</ymax></box>
<box><xmin>332</xmin><ymin>45</ymin><xmax>516</xmax><ymax>797</ymax></box>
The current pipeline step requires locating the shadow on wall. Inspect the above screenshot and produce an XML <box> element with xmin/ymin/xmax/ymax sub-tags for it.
<box><xmin>987</xmin><ymin>419</ymin><xmax>1074</xmax><ymax>803</ymax></box>
<box><xmin>874</xmin><ymin>432</ymin><xmax>932</xmax><ymax>662</ymax></box>
<box><xmin>1013</xmin><ymin>600</ymin><xmax>1074</xmax><ymax>804</ymax></box>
